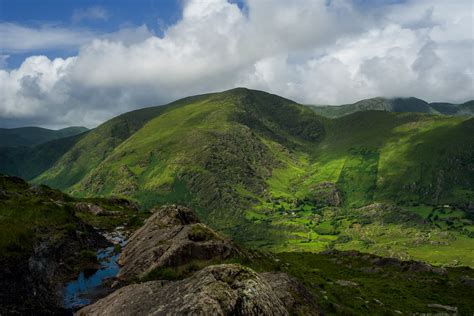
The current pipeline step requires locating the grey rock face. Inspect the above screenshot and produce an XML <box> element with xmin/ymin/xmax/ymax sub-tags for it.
<box><xmin>261</xmin><ymin>272</ymin><xmax>321</xmax><ymax>315</ymax></box>
<box><xmin>117</xmin><ymin>204</ymin><xmax>239</xmax><ymax>280</ymax></box>
<box><xmin>79</xmin><ymin>205</ymin><xmax>320</xmax><ymax>315</ymax></box>
<box><xmin>309</xmin><ymin>182</ymin><xmax>342</xmax><ymax>207</ymax></box>
<box><xmin>79</xmin><ymin>264</ymin><xmax>320</xmax><ymax>316</ymax></box>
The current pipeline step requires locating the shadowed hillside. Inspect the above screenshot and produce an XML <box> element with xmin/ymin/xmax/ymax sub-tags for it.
<box><xmin>0</xmin><ymin>126</ymin><xmax>88</xmax><ymax>148</ymax></box>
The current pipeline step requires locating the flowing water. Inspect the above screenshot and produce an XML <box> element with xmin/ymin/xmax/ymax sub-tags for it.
<box><xmin>63</xmin><ymin>229</ymin><xmax>126</xmax><ymax>310</ymax></box>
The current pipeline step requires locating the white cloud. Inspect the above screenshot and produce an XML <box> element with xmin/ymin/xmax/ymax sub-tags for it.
<box><xmin>0</xmin><ymin>0</ymin><xmax>472</xmax><ymax>128</ymax></box>
<box><xmin>72</xmin><ymin>6</ymin><xmax>108</xmax><ymax>23</ymax></box>
<box><xmin>0</xmin><ymin>23</ymin><xmax>97</xmax><ymax>53</ymax></box>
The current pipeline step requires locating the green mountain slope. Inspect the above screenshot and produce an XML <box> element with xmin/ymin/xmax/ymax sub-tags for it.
<box><xmin>30</xmin><ymin>88</ymin><xmax>474</xmax><ymax>265</ymax></box>
<box><xmin>36</xmin><ymin>88</ymin><xmax>325</xmax><ymax>240</ymax></box>
<box><xmin>33</xmin><ymin>97</ymin><xmax>206</xmax><ymax>189</ymax></box>
<box><xmin>0</xmin><ymin>133</ymin><xmax>85</xmax><ymax>180</ymax></box>
<box><xmin>0</xmin><ymin>126</ymin><xmax>88</xmax><ymax>148</ymax></box>
<box><xmin>310</xmin><ymin>97</ymin><xmax>474</xmax><ymax>118</ymax></box>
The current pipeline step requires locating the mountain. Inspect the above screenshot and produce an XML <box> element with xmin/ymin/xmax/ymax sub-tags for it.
<box><xmin>2</xmin><ymin>88</ymin><xmax>471</xmax><ymax>266</ymax></box>
<box><xmin>0</xmin><ymin>133</ymin><xmax>86</xmax><ymax>180</ymax></box>
<box><xmin>0</xmin><ymin>126</ymin><xmax>88</xmax><ymax>148</ymax></box>
<box><xmin>309</xmin><ymin>97</ymin><xmax>474</xmax><ymax>118</ymax></box>
<box><xmin>34</xmin><ymin>88</ymin><xmax>326</xmax><ymax>240</ymax></box>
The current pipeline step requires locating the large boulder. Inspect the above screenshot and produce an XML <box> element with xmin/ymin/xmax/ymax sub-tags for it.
<box><xmin>78</xmin><ymin>264</ymin><xmax>320</xmax><ymax>315</ymax></box>
<box><xmin>117</xmin><ymin>204</ymin><xmax>240</xmax><ymax>280</ymax></box>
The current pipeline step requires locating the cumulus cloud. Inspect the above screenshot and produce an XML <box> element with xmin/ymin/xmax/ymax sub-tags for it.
<box><xmin>0</xmin><ymin>23</ymin><xmax>98</xmax><ymax>53</ymax></box>
<box><xmin>0</xmin><ymin>0</ymin><xmax>472</xmax><ymax>128</ymax></box>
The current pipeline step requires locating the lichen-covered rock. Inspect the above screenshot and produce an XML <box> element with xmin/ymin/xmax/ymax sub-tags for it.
<box><xmin>261</xmin><ymin>272</ymin><xmax>321</xmax><ymax>315</ymax></box>
<box><xmin>78</xmin><ymin>264</ymin><xmax>319</xmax><ymax>316</ymax></box>
<box><xmin>117</xmin><ymin>205</ymin><xmax>239</xmax><ymax>280</ymax></box>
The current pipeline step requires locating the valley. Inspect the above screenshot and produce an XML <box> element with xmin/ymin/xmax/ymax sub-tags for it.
<box><xmin>5</xmin><ymin>88</ymin><xmax>470</xmax><ymax>266</ymax></box>
<box><xmin>1</xmin><ymin>88</ymin><xmax>473</xmax><ymax>314</ymax></box>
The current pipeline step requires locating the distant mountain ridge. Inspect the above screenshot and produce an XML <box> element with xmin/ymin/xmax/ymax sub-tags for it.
<box><xmin>309</xmin><ymin>97</ymin><xmax>474</xmax><ymax>118</ymax></box>
<box><xmin>0</xmin><ymin>126</ymin><xmax>88</xmax><ymax>148</ymax></box>
<box><xmin>0</xmin><ymin>88</ymin><xmax>473</xmax><ymax>266</ymax></box>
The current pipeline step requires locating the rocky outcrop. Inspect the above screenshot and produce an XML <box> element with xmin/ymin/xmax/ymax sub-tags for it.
<box><xmin>75</xmin><ymin>202</ymin><xmax>107</xmax><ymax>215</ymax></box>
<box><xmin>80</xmin><ymin>205</ymin><xmax>320</xmax><ymax>315</ymax></box>
<box><xmin>260</xmin><ymin>272</ymin><xmax>321</xmax><ymax>315</ymax></box>
<box><xmin>79</xmin><ymin>264</ymin><xmax>320</xmax><ymax>315</ymax></box>
<box><xmin>308</xmin><ymin>182</ymin><xmax>342</xmax><ymax>207</ymax></box>
<box><xmin>117</xmin><ymin>204</ymin><xmax>240</xmax><ymax>280</ymax></box>
<box><xmin>75</xmin><ymin>202</ymin><xmax>122</xmax><ymax>216</ymax></box>
<box><xmin>0</xmin><ymin>221</ymin><xmax>107</xmax><ymax>315</ymax></box>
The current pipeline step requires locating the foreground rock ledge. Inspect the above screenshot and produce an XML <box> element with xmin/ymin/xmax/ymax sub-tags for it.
<box><xmin>118</xmin><ymin>204</ymin><xmax>240</xmax><ymax>280</ymax></box>
<box><xmin>78</xmin><ymin>263</ymin><xmax>320</xmax><ymax>315</ymax></box>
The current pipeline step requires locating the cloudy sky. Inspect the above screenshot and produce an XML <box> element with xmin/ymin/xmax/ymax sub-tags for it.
<box><xmin>0</xmin><ymin>0</ymin><xmax>473</xmax><ymax>128</ymax></box>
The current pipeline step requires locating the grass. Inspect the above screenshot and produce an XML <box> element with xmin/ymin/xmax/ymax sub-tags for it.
<box><xmin>0</xmin><ymin>175</ymin><xmax>146</xmax><ymax>261</ymax></box>
<box><xmin>278</xmin><ymin>251</ymin><xmax>474</xmax><ymax>315</ymax></box>
<box><xmin>22</xmin><ymin>88</ymin><xmax>474</xmax><ymax>267</ymax></box>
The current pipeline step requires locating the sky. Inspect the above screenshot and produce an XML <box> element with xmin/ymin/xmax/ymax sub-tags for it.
<box><xmin>0</xmin><ymin>0</ymin><xmax>473</xmax><ymax>128</ymax></box>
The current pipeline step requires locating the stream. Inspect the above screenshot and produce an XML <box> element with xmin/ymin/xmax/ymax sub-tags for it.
<box><xmin>63</xmin><ymin>228</ymin><xmax>126</xmax><ymax>310</ymax></box>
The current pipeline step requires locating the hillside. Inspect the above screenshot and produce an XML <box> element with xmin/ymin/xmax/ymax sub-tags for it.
<box><xmin>20</xmin><ymin>88</ymin><xmax>474</xmax><ymax>265</ymax></box>
<box><xmin>0</xmin><ymin>173</ymin><xmax>147</xmax><ymax>313</ymax></box>
<box><xmin>310</xmin><ymin>97</ymin><xmax>474</xmax><ymax>118</ymax></box>
<box><xmin>4</xmin><ymin>180</ymin><xmax>472</xmax><ymax>314</ymax></box>
<box><xmin>0</xmin><ymin>126</ymin><xmax>88</xmax><ymax>148</ymax></box>
<box><xmin>0</xmin><ymin>133</ymin><xmax>86</xmax><ymax>180</ymax></box>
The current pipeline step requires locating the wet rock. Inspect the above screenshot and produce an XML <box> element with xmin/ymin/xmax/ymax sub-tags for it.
<box><xmin>78</xmin><ymin>264</ymin><xmax>320</xmax><ymax>316</ymax></box>
<box><xmin>117</xmin><ymin>205</ymin><xmax>239</xmax><ymax>280</ymax></box>
<box><xmin>0</xmin><ymin>222</ymin><xmax>107</xmax><ymax>315</ymax></box>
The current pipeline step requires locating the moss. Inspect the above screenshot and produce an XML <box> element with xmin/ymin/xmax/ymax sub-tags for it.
<box><xmin>188</xmin><ymin>224</ymin><xmax>221</xmax><ymax>242</ymax></box>
<box><xmin>79</xmin><ymin>249</ymin><xmax>97</xmax><ymax>262</ymax></box>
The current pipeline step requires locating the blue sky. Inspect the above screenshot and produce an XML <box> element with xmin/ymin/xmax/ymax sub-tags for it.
<box><xmin>0</xmin><ymin>0</ymin><xmax>183</xmax><ymax>67</ymax></box>
<box><xmin>0</xmin><ymin>0</ymin><xmax>471</xmax><ymax>128</ymax></box>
